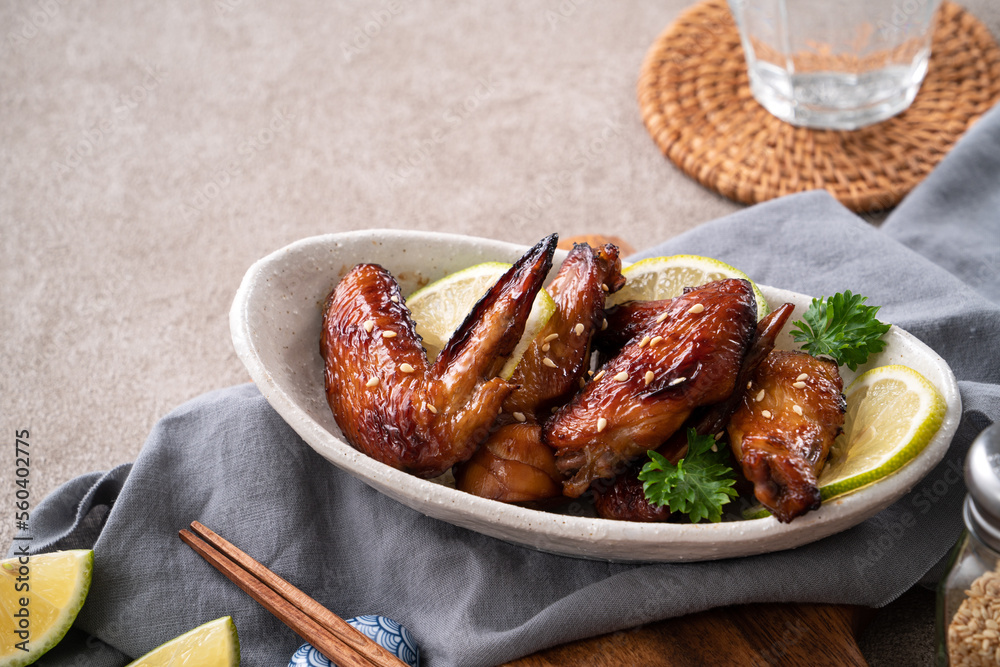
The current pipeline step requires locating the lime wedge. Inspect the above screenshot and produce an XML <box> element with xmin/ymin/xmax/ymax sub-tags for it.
<box><xmin>606</xmin><ymin>254</ymin><xmax>770</xmax><ymax>321</ymax></box>
<box><xmin>126</xmin><ymin>616</ymin><xmax>240</xmax><ymax>667</ymax></box>
<box><xmin>740</xmin><ymin>505</ymin><xmax>774</xmax><ymax>520</ymax></box>
<box><xmin>819</xmin><ymin>364</ymin><xmax>946</xmax><ymax>500</ymax></box>
<box><xmin>742</xmin><ymin>364</ymin><xmax>946</xmax><ymax>518</ymax></box>
<box><xmin>406</xmin><ymin>262</ymin><xmax>556</xmax><ymax>380</ymax></box>
<box><xmin>0</xmin><ymin>549</ymin><xmax>93</xmax><ymax>667</ymax></box>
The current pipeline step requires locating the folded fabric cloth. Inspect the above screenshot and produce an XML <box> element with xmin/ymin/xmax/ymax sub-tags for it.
<box><xmin>17</xmin><ymin>104</ymin><xmax>1000</xmax><ymax>666</ymax></box>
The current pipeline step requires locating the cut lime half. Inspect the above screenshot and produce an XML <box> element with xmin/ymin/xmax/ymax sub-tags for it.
<box><xmin>607</xmin><ymin>254</ymin><xmax>770</xmax><ymax>321</ymax></box>
<box><xmin>125</xmin><ymin>616</ymin><xmax>240</xmax><ymax>667</ymax></box>
<box><xmin>0</xmin><ymin>549</ymin><xmax>93</xmax><ymax>667</ymax></box>
<box><xmin>818</xmin><ymin>364</ymin><xmax>946</xmax><ymax>500</ymax></box>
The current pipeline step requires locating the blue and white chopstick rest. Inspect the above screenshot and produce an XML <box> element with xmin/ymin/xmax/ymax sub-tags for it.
<box><xmin>288</xmin><ymin>615</ymin><xmax>419</xmax><ymax>667</ymax></box>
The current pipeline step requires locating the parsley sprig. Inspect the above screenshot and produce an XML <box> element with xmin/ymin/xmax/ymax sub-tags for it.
<box><xmin>789</xmin><ymin>291</ymin><xmax>891</xmax><ymax>371</ymax></box>
<box><xmin>638</xmin><ymin>429</ymin><xmax>738</xmax><ymax>523</ymax></box>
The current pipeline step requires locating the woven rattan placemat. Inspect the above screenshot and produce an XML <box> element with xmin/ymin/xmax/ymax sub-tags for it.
<box><xmin>638</xmin><ymin>0</ymin><xmax>1000</xmax><ymax>211</ymax></box>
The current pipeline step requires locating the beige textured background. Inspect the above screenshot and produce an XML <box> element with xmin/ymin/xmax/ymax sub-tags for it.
<box><xmin>3</xmin><ymin>0</ymin><xmax>998</xmax><ymax>663</ymax></box>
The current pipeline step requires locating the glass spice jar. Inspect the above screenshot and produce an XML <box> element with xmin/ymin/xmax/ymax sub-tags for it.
<box><xmin>938</xmin><ymin>423</ymin><xmax>1000</xmax><ymax>666</ymax></box>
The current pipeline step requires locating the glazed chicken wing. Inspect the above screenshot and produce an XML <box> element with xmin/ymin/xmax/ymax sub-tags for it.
<box><xmin>657</xmin><ymin>302</ymin><xmax>797</xmax><ymax>459</ymax></box>
<box><xmin>321</xmin><ymin>235</ymin><xmax>557</xmax><ymax>478</ymax></box>
<box><xmin>591</xmin><ymin>467</ymin><xmax>671</xmax><ymax>522</ymax></box>
<box><xmin>454</xmin><ymin>424</ymin><xmax>563</xmax><ymax>503</ymax></box>
<box><xmin>728</xmin><ymin>349</ymin><xmax>845</xmax><ymax>523</ymax></box>
<box><xmin>591</xmin><ymin>302</ymin><xmax>796</xmax><ymax>521</ymax></box>
<box><xmin>545</xmin><ymin>278</ymin><xmax>758</xmax><ymax>497</ymax></box>
<box><xmin>457</xmin><ymin>242</ymin><xmax>624</xmax><ymax>503</ymax></box>
<box><xmin>502</xmin><ymin>242</ymin><xmax>624</xmax><ymax>423</ymax></box>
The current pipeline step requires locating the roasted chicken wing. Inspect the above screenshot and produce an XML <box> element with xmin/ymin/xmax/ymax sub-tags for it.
<box><xmin>657</xmin><ymin>302</ymin><xmax>798</xmax><ymax>459</ymax></box>
<box><xmin>321</xmin><ymin>235</ymin><xmax>557</xmax><ymax>478</ymax></box>
<box><xmin>458</xmin><ymin>242</ymin><xmax>624</xmax><ymax>503</ymax></box>
<box><xmin>454</xmin><ymin>424</ymin><xmax>563</xmax><ymax>503</ymax></box>
<box><xmin>591</xmin><ymin>302</ymin><xmax>796</xmax><ymax>521</ymax></box>
<box><xmin>727</xmin><ymin>349</ymin><xmax>845</xmax><ymax>522</ymax></box>
<box><xmin>544</xmin><ymin>278</ymin><xmax>758</xmax><ymax>497</ymax></box>
<box><xmin>591</xmin><ymin>467</ymin><xmax>671</xmax><ymax>522</ymax></box>
<box><xmin>502</xmin><ymin>242</ymin><xmax>624</xmax><ymax>423</ymax></box>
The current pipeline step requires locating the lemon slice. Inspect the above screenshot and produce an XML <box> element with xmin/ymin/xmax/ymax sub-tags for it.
<box><xmin>406</xmin><ymin>262</ymin><xmax>556</xmax><ymax>380</ymax></box>
<box><xmin>126</xmin><ymin>616</ymin><xmax>240</xmax><ymax>667</ymax></box>
<box><xmin>742</xmin><ymin>364</ymin><xmax>946</xmax><ymax>519</ymax></box>
<box><xmin>606</xmin><ymin>254</ymin><xmax>770</xmax><ymax>321</ymax></box>
<box><xmin>0</xmin><ymin>549</ymin><xmax>93</xmax><ymax>667</ymax></box>
<box><xmin>819</xmin><ymin>364</ymin><xmax>946</xmax><ymax>500</ymax></box>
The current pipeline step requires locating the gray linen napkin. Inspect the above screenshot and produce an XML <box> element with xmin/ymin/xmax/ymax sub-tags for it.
<box><xmin>16</xmin><ymin>104</ymin><xmax>1000</xmax><ymax>666</ymax></box>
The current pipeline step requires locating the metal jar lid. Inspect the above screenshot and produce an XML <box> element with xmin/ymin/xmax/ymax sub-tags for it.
<box><xmin>965</xmin><ymin>423</ymin><xmax>1000</xmax><ymax>552</ymax></box>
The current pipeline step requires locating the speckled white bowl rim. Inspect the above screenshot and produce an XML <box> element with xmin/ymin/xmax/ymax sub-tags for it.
<box><xmin>230</xmin><ymin>229</ymin><xmax>961</xmax><ymax>562</ymax></box>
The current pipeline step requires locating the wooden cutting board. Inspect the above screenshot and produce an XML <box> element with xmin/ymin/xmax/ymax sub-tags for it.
<box><xmin>505</xmin><ymin>604</ymin><xmax>873</xmax><ymax>666</ymax></box>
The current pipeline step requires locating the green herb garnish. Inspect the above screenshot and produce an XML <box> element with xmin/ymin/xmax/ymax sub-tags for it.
<box><xmin>789</xmin><ymin>291</ymin><xmax>891</xmax><ymax>371</ymax></box>
<box><xmin>638</xmin><ymin>429</ymin><xmax>738</xmax><ymax>523</ymax></box>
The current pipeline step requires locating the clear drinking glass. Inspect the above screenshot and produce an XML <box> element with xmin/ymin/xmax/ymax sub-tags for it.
<box><xmin>727</xmin><ymin>0</ymin><xmax>943</xmax><ymax>129</ymax></box>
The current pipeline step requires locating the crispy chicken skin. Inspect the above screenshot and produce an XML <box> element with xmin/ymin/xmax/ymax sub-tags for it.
<box><xmin>591</xmin><ymin>302</ymin><xmax>796</xmax><ymax>521</ymax></box>
<box><xmin>545</xmin><ymin>278</ymin><xmax>758</xmax><ymax>498</ymax></box>
<box><xmin>321</xmin><ymin>235</ymin><xmax>557</xmax><ymax>478</ymax></box>
<box><xmin>502</xmin><ymin>242</ymin><xmax>625</xmax><ymax>423</ymax></box>
<box><xmin>454</xmin><ymin>424</ymin><xmax>562</xmax><ymax>502</ymax></box>
<box><xmin>728</xmin><ymin>349</ymin><xmax>845</xmax><ymax>523</ymax></box>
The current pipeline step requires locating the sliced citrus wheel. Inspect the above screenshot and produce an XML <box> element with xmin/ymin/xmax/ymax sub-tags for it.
<box><xmin>0</xmin><ymin>549</ymin><xmax>93</xmax><ymax>667</ymax></box>
<box><xmin>405</xmin><ymin>261</ymin><xmax>556</xmax><ymax>380</ymax></box>
<box><xmin>742</xmin><ymin>364</ymin><xmax>946</xmax><ymax>519</ymax></box>
<box><xmin>126</xmin><ymin>616</ymin><xmax>239</xmax><ymax>667</ymax></box>
<box><xmin>606</xmin><ymin>254</ymin><xmax>770</xmax><ymax>321</ymax></box>
<box><xmin>819</xmin><ymin>364</ymin><xmax>946</xmax><ymax>500</ymax></box>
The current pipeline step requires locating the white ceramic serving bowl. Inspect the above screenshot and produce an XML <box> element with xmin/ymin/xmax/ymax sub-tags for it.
<box><xmin>230</xmin><ymin>230</ymin><xmax>961</xmax><ymax>562</ymax></box>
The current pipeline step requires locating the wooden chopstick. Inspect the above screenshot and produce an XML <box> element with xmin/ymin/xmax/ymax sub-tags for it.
<box><xmin>179</xmin><ymin>522</ymin><xmax>408</xmax><ymax>667</ymax></box>
<box><xmin>178</xmin><ymin>529</ymin><xmax>382</xmax><ymax>667</ymax></box>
